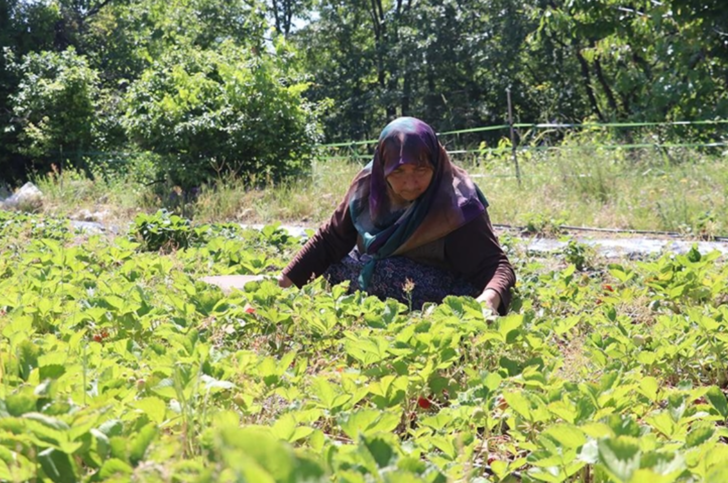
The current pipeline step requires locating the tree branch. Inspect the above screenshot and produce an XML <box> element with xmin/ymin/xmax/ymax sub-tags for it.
<box><xmin>593</xmin><ymin>53</ymin><xmax>619</xmax><ymax>114</ymax></box>
<box><xmin>574</xmin><ymin>48</ymin><xmax>604</xmax><ymax>121</ymax></box>
<box><xmin>83</xmin><ymin>0</ymin><xmax>115</xmax><ymax>20</ymax></box>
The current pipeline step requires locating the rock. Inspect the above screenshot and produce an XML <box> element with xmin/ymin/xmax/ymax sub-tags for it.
<box><xmin>4</xmin><ymin>182</ymin><xmax>43</xmax><ymax>212</ymax></box>
<box><xmin>74</xmin><ymin>209</ymin><xmax>94</xmax><ymax>221</ymax></box>
<box><xmin>73</xmin><ymin>209</ymin><xmax>108</xmax><ymax>222</ymax></box>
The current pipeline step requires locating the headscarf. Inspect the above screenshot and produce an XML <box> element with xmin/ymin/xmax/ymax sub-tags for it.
<box><xmin>346</xmin><ymin>117</ymin><xmax>488</xmax><ymax>289</ymax></box>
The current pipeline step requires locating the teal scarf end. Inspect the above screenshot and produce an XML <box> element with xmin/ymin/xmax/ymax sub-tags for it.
<box><xmin>358</xmin><ymin>258</ymin><xmax>377</xmax><ymax>290</ymax></box>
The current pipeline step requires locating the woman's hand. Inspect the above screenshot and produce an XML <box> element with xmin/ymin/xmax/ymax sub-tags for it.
<box><xmin>477</xmin><ymin>288</ymin><xmax>501</xmax><ymax>314</ymax></box>
<box><xmin>278</xmin><ymin>273</ymin><xmax>293</xmax><ymax>288</ymax></box>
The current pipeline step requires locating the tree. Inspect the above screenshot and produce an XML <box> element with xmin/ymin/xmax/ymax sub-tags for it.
<box><xmin>0</xmin><ymin>0</ymin><xmax>63</xmax><ymax>180</ymax></box>
<box><xmin>123</xmin><ymin>40</ymin><xmax>319</xmax><ymax>187</ymax></box>
<box><xmin>267</xmin><ymin>0</ymin><xmax>312</xmax><ymax>37</ymax></box>
<box><xmin>532</xmin><ymin>0</ymin><xmax>728</xmax><ymax>123</ymax></box>
<box><xmin>8</xmin><ymin>48</ymin><xmax>105</xmax><ymax>174</ymax></box>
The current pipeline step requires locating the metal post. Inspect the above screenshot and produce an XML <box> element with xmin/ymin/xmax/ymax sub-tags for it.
<box><xmin>506</xmin><ymin>88</ymin><xmax>521</xmax><ymax>187</ymax></box>
<box><xmin>60</xmin><ymin>145</ymin><xmax>64</xmax><ymax>191</ymax></box>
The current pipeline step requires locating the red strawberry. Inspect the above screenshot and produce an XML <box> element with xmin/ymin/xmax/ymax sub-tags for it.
<box><xmin>93</xmin><ymin>334</ymin><xmax>103</xmax><ymax>343</ymax></box>
<box><xmin>244</xmin><ymin>304</ymin><xmax>255</xmax><ymax>314</ymax></box>
<box><xmin>603</xmin><ymin>284</ymin><xmax>614</xmax><ymax>292</ymax></box>
<box><xmin>417</xmin><ymin>396</ymin><xmax>432</xmax><ymax>409</ymax></box>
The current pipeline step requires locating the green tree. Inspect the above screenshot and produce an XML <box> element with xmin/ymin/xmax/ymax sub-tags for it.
<box><xmin>8</xmin><ymin>48</ymin><xmax>108</xmax><ymax>174</ymax></box>
<box><xmin>266</xmin><ymin>0</ymin><xmax>312</xmax><ymax>37</ymax></box>
<box><xmin>531</xmin><ymin>0</ymin><xmax>728</xmax><ymax>123</ymax></box>
<box><xmin>296</xmin><ymin>0</ymin><xmax>543</xmax><ymax>142</ymax></box>
<box><xmin>123</xmin><ymin>40</ymin><xmax>319</xmax><ymax>188</ymax></box>
<box><xmin>0</xmin><ymin>0</ymin><xmax>63</xmax><ymax>180</ymax></box>
<box><xmin>294</xmin><ymin>0</ymin><xmax>380</xmax><ymax>140</ymax></box>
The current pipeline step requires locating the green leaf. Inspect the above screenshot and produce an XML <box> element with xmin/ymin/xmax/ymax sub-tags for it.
<box><xmin>604</xmin><ymin>415</ymin><xmax>641</xmax><ymax>437</ymax></box>
<box><xmin>430</xmin><ymin>435</ymin><xmax>457</xmax><ymax>460</ymax></box>
<box><xmin>109</xmin><ymin>436</ymin><xmax>128</xmax><ymax>461</ymax></box>
<box><xmin>707</xmin><ymin>465</ymin><xmax>728</xmax><ymax>483</ymax></box>
<box><xmin>23</xmin><ymin>412</ymin><xmax>70</xmax><ymax>431</ymax></box>
<box><xmin>271</xmin><ymin>413</ymin><xmax>313</xmax><ymax>442</ymax></box>
<box><xmin>98</xmin><ymin>458</ymin><xmax>133</xmax><ymax>479</ymax></box>
<box><xmin>706</xmin><ymin>386</ymin><xmax>728</xmax><ymax>420</ymax></box>
<box><xmin>17</xmin><ymin>339</ymin><xmax>39</xmax><ymax>381</ymax></box>
<box><xmin>685</xmin><ymin>425</ymin><xmax>715</xmax><ymax>448</ymax></box>
<box><xmin>0</xmin><ymin>460</ymin><xmax>12</xmax><ymax>482</ymax></box>
<box><xmin>217</xmin><ymin>427</ymin><xmax>295</xmax><ymax>482</ymax></box>
<box><xmin>504</xmin><ymin>391</ymin><xmax>532</xmax><ymax>420</ymax></box>
<box><xmin>419</xmin><ymin>413</ymin><xmax>454</xmax><ymax>431</ymax></box>
<box><xmin>598</xmin><ymin>436</ymin><xmax>641</xmax><ymax>483</ymax></box>
<box><xmin>541</xmin><ymin>424</ymin><xmax>586</xmax><ymax>449</ymax></box>
<box><xmin>90</xmin><ymin>429</ymin><xmax>110</xmax><ymax>460</ymax></box>
<box><xmin>491</xmin><ymin>460</ymin><xmax>509</xmax><ymax>479</ymax></box>
<box><xmin>39</xmin><ymin>364</ymin><xmax>66</xmax><ymax>380</ymax></box>
<box><xmin>131</xmin><ymin>397</ymin><xmax>167</xmax><ymax>425</ymax></box>
<box><xmin>361</xmin><ymin>434</ymin><xmax>396</xmax><ymax>468</ymax></box>
<box><xmin>310</xmin><ymin>377</ymin><xmax>351</xmax><ymax>411</ymax></box>
<box><xmin>638</xmin><ymin>376</ymin><xmax>659</xmax><ymax>403</ymax></box>
<box><xmin>38</xmin><ymin>448</ymin><xmax>77</xmax><ymax>483</ymax></box>
<box><xmin>639</xmin><ymin>451</ymin><xmax>685</xmax><ymax>478</ymax></box>
<box><xmin>129</xmin><ymin>423</ymin><xmax>157</xmax><ymax>466</ymax></box>
<box><xmin>97</xmin><ymin>419</ymin><xmax>123</xmax><ymax>437</ymax></box>
<box><xmin>5</xmin><ymin>389</ymin><xmax>37</xmax><ymax>416</ymax></box>
<box><xmin>686</xmin><ymin>245</ymin><xmax>701</xmax><ymax>263</ymax></box>
<box><xmin>0</xmin><ymin>446</ymin><xmax>34</xmax><ymax>481</ymax></box>
<box><xmin>498</xmin><ymin>314</ymin><xmax>524</xmax><ymax>343</ymax></box>
<box><xmin>645</xmin><ymin>412</ymin><xmax>675</xmax><ymax>439</ymax></box>
<box><xmin>339</xmin><ymin>410</ymin><xmax>400</xmax><ymax>439</ymax></box>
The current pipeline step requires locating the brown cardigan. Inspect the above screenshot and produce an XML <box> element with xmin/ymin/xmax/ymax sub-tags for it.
<box><xmin>282</xmin><ymin>197</ymin><xmax>516</xmax><ymax>314</ymax></box>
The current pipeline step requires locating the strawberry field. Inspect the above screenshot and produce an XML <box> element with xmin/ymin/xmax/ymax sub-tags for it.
<box><xmin>1</xmin><ymin>210</ymin><xmax>728</xmax><ymax>482</ymax></box>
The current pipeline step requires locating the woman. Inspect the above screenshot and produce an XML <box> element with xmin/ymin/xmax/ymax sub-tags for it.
<box><xmin>277</xmin><ymin>117</ymin><xmax>516</xmax><ymax>314</ymax></box>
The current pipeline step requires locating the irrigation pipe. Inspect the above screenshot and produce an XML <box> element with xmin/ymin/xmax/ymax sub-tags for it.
<box><xmin>493</xmin><ymin>223</ymin><xmax>728</xmax><ymax>242</ymax></box>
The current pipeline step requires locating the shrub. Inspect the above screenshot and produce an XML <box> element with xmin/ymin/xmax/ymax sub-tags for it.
<box><xmin>129</xmin><ymin>209</ymin><xmax>202</xmax><ymax>252</ymax></box>
<box><xmin>8</xmin><ymin>48</ymin><xmax>101</xmax><ymax>172</ymax></box>
<box><xmin>123</xmin><ymin>40</ymin><xmax>320</xmax><ymax>188</ymax></box>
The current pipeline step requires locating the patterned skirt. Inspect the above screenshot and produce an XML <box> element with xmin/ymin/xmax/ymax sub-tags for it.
<box><xmin>323</xmin><ymin>250</ymin><xmax>480</xmax><ymax>310</ymax></box>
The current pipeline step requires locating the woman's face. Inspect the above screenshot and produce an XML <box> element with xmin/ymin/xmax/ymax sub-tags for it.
<box><xmin>386</xmin><ymin>163</ymin><xmax>434</xmax><ymax>202</ymax></box>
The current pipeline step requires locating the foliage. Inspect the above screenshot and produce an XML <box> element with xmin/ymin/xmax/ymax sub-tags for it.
<box><xmin>1</xmin><ymin>211</ymin><xmax>728</xmax><ymax>481</ymax></box>
<box><xmin>123</xmin><ymin>40</ymin><xmax>318</xmax><ymax>188</ymax></box>
<box><xmin>530</xmin><ymin>0</ymin><xmax>728</xmax><ymax>124</ymax></box>
<box><xmin>129</xmin><ymin>209</ymin><xmax>203</xmax><ymax>252</ymax></box>
<box><xmin>7</xmin><ymin>48</ymin><xmax>108</xmax><ymax>172</ymax></box>
<box><xmin>1</xmin><ymin>0</ymin><xmax>727</xmax><ymax>185</ymax></box>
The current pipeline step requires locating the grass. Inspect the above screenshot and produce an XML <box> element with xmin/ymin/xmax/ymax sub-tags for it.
<box><xmin>20</xmin><ymin>144</ymin><xmax>728</xmax><ymax>238</ymax></box>
<box><xmin>472</xmin><ymin>145</ymin><xmax>728</xmax><ymax>237</ymax></box>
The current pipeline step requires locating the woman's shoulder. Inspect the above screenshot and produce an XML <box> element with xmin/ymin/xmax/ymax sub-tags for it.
<box><xmin>443</xmin><ymin>210</ymin><xmax>495</xmax><ymax>246</ymax></box>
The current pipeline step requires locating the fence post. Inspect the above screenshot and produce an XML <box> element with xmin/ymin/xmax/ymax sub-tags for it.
<box><xmin>506</xmin><ymin>87</ymin><xmax>521</xmax><ymax>187</ymax></box>
<box><xmin>60</xmin><ymin>145</ymin><xmax>64</xmax><ymax>191</ymax></box>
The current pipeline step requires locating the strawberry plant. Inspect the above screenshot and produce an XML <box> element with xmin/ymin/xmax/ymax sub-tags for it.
<box><xmin>1</xmin><ymin>210</ymin><xmax>728</xmax><ymax>481</ymax></box>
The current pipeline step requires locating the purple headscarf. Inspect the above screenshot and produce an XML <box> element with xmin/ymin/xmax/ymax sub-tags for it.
<box><xmin>346</xmin><ymin>117</ymin><xmax>488</xmax><ymax>270</ymax></box>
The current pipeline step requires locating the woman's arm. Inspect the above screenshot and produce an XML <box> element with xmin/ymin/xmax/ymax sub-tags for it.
<box><xmin>444</xmin><ymin>210</ymin><xmax>516</xmax><ymax>315</ymax></box>
<box><xmin>280</xmin><ymin>197</ymin><xmax>358</xmax><ymax>288</ymax></box>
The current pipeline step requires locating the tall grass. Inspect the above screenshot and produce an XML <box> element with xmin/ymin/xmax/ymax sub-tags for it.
<box><xmin>28</xmin><ymin>145</ymin><xmax>728</xmax><ymax>237</ymax></box>
<box><xmin>191</xmin><ymin>158</ymin><xmax>361</xmax><ymax>224</ymax></box>
<box><xmin>472</xmin><ymin>144</ymin><xmax>728</xmax><ymax>238</ymax></box>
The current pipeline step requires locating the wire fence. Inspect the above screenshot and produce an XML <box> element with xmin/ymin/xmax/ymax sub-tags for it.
<box><xmin>41</xmin><ymin>119</ymin><xmax>728</xmax><ymax>184</ymax></box>
<box><xmin>315</xmin><ymin>118</ymin><xmax>728</xmax><ymax>183</ymax></box>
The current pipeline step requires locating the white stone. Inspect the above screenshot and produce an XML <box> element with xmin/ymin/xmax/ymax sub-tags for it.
<box><xmin>4</xmin><ymin>182</ymin><xmax>43</xmax><ymax>212</ymax></box>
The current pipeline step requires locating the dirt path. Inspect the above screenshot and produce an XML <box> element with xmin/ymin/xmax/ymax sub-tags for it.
<box><xmin>71</xmin><ymin>220</ymin><xmax>728</xmax><ymax>258</ymax></box>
